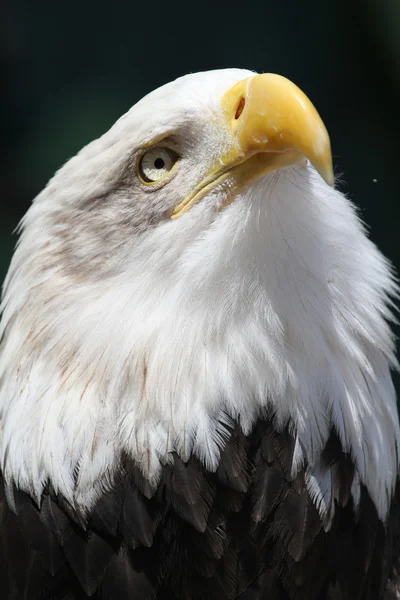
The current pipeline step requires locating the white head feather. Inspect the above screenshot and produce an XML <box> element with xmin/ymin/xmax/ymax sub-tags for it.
<box><xmin>0</xmin><ymin>68</ymin><xmax>398</xmax><ymax>520</ymax></box>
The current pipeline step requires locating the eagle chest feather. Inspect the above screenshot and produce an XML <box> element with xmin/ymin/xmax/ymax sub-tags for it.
<box><xmin>0</xmin><ymin>420</ymin><xmax>398</xmax><ymax>599</ymax></box>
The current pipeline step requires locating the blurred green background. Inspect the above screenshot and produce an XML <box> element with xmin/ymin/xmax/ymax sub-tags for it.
<box><xmin>1</xmin><ymin>1</ymin><xmax>399</xmax><ymax>356</ymax></box>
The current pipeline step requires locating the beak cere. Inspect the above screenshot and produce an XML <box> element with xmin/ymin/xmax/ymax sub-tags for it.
<box><xmin>171</xmin><ymin>73</ymin><xmax>333</xmax><ymax>219</ymax></box>
<box><xmin>222</xmin><ymin>73</ymin><xmax>334</xmax><ymax>186</ymax></box>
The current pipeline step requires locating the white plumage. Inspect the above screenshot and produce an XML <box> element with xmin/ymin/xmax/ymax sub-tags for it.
<box><xmin>0</xmin><ymin>68</ymin><xmax>398</xmax><ymax>531</ymax></box>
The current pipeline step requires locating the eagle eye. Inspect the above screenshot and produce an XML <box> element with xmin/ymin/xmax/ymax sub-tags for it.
<box><xmin>138</xmin><ymin>147</ymin><xmax>179</xmax><ymax>184</ymax></box>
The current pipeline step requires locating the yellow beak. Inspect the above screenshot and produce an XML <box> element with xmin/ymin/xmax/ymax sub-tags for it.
<box><xmin>171</xmin><ymin>73</ymin><xmax>333</xmax><ymax>219</ymax></box>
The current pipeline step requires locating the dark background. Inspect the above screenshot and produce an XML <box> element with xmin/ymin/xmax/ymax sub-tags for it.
<box><xmin>1</xmin><ymin>0</ymin><xmax>399</xmax><ymax>362</ymax></box>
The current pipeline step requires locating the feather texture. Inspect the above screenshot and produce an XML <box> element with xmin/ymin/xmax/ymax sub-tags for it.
<box><xmin>0</xmin><ymin>418</ymin><xmax>398</xmax><ymax>599</ymax></box>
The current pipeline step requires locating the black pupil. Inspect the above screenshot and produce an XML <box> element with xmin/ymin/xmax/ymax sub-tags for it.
<box><xmin>154</xmin><ymin>158</ymin><xmax>165</xmax><ymax>169</ymax></box>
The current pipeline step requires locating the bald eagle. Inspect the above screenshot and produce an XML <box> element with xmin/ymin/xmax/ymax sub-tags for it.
<box><xmin>0</xmin><ymin>69</ymin><xmax>399</xmax><ymax>599</ymax></box>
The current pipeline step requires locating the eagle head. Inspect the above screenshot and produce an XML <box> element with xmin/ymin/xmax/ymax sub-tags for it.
<box><xmin>0</xmin><ymin>69</ymin><xmax>398</xmax><ymax>520</ymax></box>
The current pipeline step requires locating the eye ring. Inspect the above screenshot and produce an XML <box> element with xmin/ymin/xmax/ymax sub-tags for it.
<box><xmin>137</xmin><ymin>147</ymin><xmax>179</xmax><ymax>185</ymax></box>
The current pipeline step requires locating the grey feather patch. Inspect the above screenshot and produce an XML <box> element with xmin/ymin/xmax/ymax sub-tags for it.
<box><xmin>305</xmin><ymin>464</ymin><xmax>335</xmax><ymax>532</ymax></box>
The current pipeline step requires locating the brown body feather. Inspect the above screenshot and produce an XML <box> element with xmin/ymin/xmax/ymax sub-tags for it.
<box><xmin>0</xmin><ymin>417</ymin><xmax>399</xmax><ymax>599</ymax></box>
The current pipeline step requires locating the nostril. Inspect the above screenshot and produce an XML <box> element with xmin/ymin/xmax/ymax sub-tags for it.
<box><xmin>235</xmin><ymin>97</ymin><xmax>245</xmax><ymax>120</ymax></box>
